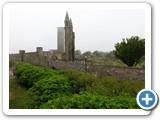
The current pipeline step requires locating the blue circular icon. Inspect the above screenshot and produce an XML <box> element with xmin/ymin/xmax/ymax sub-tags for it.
<box><xmin>137</xmin><ymin>89</ymin><xmax>158</xmax><ymax>110</ymax></box>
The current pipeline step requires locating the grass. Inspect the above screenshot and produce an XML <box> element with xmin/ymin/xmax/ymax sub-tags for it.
<box><xmin>9</xmin><ymin>76</ymin><xmax>29</xmax><ymax>109</ymax></box>
<box><xmin>87</xmin><ymin>57</ymin><xmax>145</xmax><ymax>68</ymax></box>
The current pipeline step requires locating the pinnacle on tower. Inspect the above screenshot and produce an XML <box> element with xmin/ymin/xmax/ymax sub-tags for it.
<box><xmin>64</xmin><ymin>11</ymin><xmax>75</xmax><ymax>62</ymax></box>
<box><xmin>65</xmin><ymin>11</ymin><xmax>69</xmax><ymax>20</ymax></box>
<box><xmin>70</xmin><ymin>18</ymin><xmax>73</xmax><ymax>28</ymax></box>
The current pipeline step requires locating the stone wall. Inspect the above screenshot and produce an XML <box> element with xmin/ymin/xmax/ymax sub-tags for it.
<box><xmin>9</xmin><ymin>54</ymin><xmax>21</xmax><ymax>61</ymax></box>
<box><xmin>50</xmin><ymin>61</ymin><xmax>144</xmax><ymax>80</ymax></box>
<box><xmin>87</xmin><ymin>65</ymin><xmax>144</xmax><ymax>80</ymax></box>
<box><xmin>9</xmin><ymin>53</ymin><xmax>145</xmax><ymax>81</ymax></box>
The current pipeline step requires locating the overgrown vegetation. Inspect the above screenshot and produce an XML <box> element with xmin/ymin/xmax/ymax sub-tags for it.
<box><xmin>10</xmin><ymin>61</ymin><xmax>144</xmax><ymax>109</ymax></box>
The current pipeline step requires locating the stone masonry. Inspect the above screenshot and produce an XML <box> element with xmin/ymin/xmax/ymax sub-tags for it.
<box><xmin>64</xmin><ymin>12</ymin><xmax>75</xmax><ymax>62</ymax></box>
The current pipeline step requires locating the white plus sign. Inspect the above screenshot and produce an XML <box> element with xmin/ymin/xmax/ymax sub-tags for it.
<box><xmin>142</xmin><ymin>93</ymin><xmax>153</xmax><ymax>105</ymax></box>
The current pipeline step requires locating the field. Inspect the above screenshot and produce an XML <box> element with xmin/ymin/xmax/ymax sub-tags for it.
<box><xmin>9</xmin><ymin>61</ymin><xmax>144</xmax><ymax>109</ymax></box>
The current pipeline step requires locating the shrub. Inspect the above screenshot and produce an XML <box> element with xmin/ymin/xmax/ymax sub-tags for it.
<box><xmin>62</xmin><ymin>69</ymin><xmax>82</xmax><ymax>81</ymax></box>
<box><xmin>14</xmin><ymin>62</ymin><xmax>33</xmax><ymax>79</ymax></box>
<box><xmin>9</xmin><ymin>60</ymin><xmax>15</xmax><ymax>68</ymax></box>
<box><xmin>75</xmin><ymin>73</ymin><xmax>99</xmax><ymax>92</ymax></box>
<box><xmin>14</xmin><ymin>62</ymin><xmax>61</xmax><ymax>87</ymax></box>
<box><xmin>40</xmin><ymin>92</ymin><xmax>139</xmax><ymax>109</ymax></box>
<box><xmin>87</xmin><ymin>76</ymin><xmax>144</xmax><ymax>97</ymax></box>
<box><xmin>120</xmin><ymin>80</ymin><xmax>145</xmax><ymax>97</ymax></box>
<box><xmin>27</xmin><ymin>75</ymin><xmax>71</xmax><ymax>108</ymax></box>
<box><xmin>62</xmin><ymin>70</ymin><xmax>99</xmax><ymax>94</ymax></box>
<box><xmin>13</xmin><ymin>62</ymin><xmax>144</xmax><ymax>109</ymax></box>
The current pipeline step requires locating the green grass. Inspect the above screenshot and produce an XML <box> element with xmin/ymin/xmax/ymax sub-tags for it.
<box><xmin>9</xmin><ymin>77</ymin><xmax>29</xmax><ymax>109</ymax></box>
<box><xmin>87</xmin><ymin>57</ymin><xmax>144</xmax><ymax>68</ymax></box>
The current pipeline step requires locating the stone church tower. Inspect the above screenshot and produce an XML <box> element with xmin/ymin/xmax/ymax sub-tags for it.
<box><xmin>64</xmin><ymin>12</ymin><xmax>75</xmax><ymax>61</ymax></box>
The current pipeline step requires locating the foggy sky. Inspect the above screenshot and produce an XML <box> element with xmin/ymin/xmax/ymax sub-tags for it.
<box><xmin>9</xmin><ymin>3</ymin><xmax>145</xmax><ymax>54</ymax></box>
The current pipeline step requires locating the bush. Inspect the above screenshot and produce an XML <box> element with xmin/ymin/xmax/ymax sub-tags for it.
<box><xmin>9</xmin><ymin>60</ymin><xmax>15</xmax><ymax>68</ymax></box>
<box><xmin>14</xmin><ymin>62</ymin><xmax>33</xmax><ymax>79</ymax></box>
<box><xmin>89</xmin><ymin>77</ymin><xmax>120</xmax><ymax>97</ymax></box>
<box><xmin>13</xmin><ymin>62</ymin><xmax>144</xmax><ymax>109</ymax></box>
<box><xmin>14</xmin><ymin>62</ymin><xmax>61</xmax><ymax>87</ymax></box>
<box><xmin>40</xmin><ymin>92</ymin><xmax>139</xmax><ymax>109</ymax></box>
<box><xmin>87</xmin><ymin>76</ymin><xmax>144</xmax><ymax>97</ymax></box>
<box><xmin>75</xmin><ymin>73</ymin><xmax>98</xmax><ymax>92</ymax></box>
<box><xmin>62</xmin><ymin>70</ymin><xmax>99</xmax><ymax>94</ymax></box>
<box><xmin>27</xmin><ymin>75</ymin><xmax>71</xmax><ymax>108</ymax></box>
<box><xmin>62</xmin><ymin>69</ymin><xmax>82</xmax><ymax>81</ymax></box>
<box><xmin>120</xmin><ymin>80</ymin><xmax>145</xmax><ymax>97</ymax></box>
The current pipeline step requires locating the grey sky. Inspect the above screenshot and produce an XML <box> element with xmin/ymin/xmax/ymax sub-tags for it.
<box><xmin>9</xmin><ymin>3</ymin><xmax>145</xmax><ymax>54</ymax></box>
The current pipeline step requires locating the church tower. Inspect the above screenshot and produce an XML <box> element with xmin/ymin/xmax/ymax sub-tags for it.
<box><xmin>64</xmin><ymin>12</ymin><xmax>75</xmax><ymax>61</ymax></box>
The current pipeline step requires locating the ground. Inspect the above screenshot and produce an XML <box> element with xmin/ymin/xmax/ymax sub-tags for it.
<box><xmin>9</xmin><ymin>69</ymin><xmax>29</xmax><ymax>109</ymax></box>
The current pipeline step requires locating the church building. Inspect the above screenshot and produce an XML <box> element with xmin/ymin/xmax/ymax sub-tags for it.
<box><xmin>57</xmin><ymin>12</ymin><xmax>75</xmax><ymax>61</ymax></box>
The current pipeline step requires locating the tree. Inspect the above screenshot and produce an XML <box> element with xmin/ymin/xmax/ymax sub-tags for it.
<box><xmin>75</xmin><ymin>50</ymin><xmax>81</xmax><ymax>56</ymax></box>
<box><xmin>93</xmin><ymin>50</ymin><xmax>100</xmax><ymax>57</ymax></box>
<box><xmin>93</xmin><ymin>50</ymin><xmax>108</xmax><ymax>58</ymax></box>
<box><xmin>82</xmin><ymin>51</ymin><xmax>92</xmax><ymax>57</ymax></box>
<box><xmin>75</xmin><ymin>50</ymin><xmax>82</xmax><ymax>59</ymax></box>
<box><xmin>106</xmin><ymin>51</ymin><xmax>117</xmax><ymax>60</ymax></box>
<box><xmin>114</xmin><ymin>36</ymin><xmax>145</xmax><ymax>67</ymax></box>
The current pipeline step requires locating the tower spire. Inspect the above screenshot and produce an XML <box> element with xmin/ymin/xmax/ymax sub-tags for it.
<box><xmin>70</xmin><ymin>18</ymin><xmax>73</xmax><ymax>28</ymax></box>
<box><xmin>65</xmin><ymin>11</ymin><xmax>69</xmax><ymax>20</ymax></box>
<box><xmin>64</xmin><ymin>11</ymin><xmax>75</xmax><ymax>62</ymax></box>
